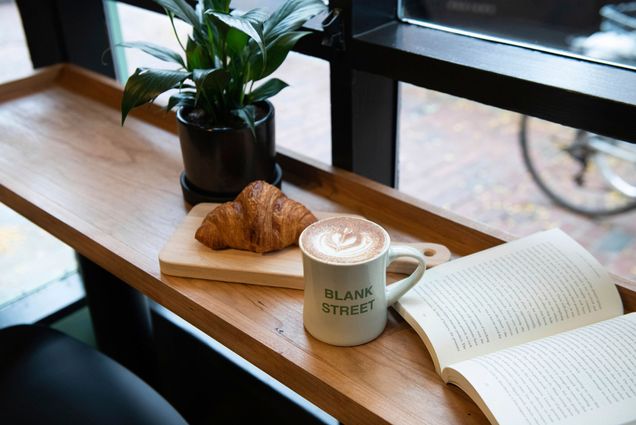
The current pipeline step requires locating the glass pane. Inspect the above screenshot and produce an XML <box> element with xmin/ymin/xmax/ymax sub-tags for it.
<box><xmin>0</xmin><ymin>2</ymin><xmax>76</xmax><ymax>310</ymax></box>
<box><xmin>400</xmin><ymin>0</ymin><xmax>636</xmax><ymax>70</ymax></box>
<box><xmin>0</xmin><ymin>0</ymin><xmax>33</xmax><ymax>83</ymax></box>
<box><xmin>112</xmin><ymin>2</ymin><xmax>190</xmax><ymax>81</ymax></box>
<box><xmin>0</xmin><ymin>202</ymin><xmax>77</xmax><ymax>309</ymax></box>
<box><xmin>398</xmin><ymin>82</ymin><xmax>636</xmax><ymax>279</ymax></box>
<box><xmin>268</xmin><ymin>54</ymin><xmax>331</xmax><ymax>164</ymax></box>
<box><xmin>112</xmin><ymin>2</ymin><xmax>331</xmax><ymax>165</ymax></box>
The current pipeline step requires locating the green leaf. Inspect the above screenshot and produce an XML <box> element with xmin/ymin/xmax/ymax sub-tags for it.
<box><xmin>203</xmin><ymin>0</ymin><xmax>230</xmax><ymax>13</ymax></box>
<box><xmin>252</xmin><ymin>31</ymin><xmax>309</xmax><ymax>80</ymax></box>
<box><xmin>167</xmin><ymin>91</ymin><xmax>196</xmax><ymax>110</ymax></box>
<box><xmin>153</xmin><ymin>0</ymin><xmax>199</xmax><ymax>27</ymax></box>
<box><xmin>185</xmin><ymin>36</ymin><xmax>213</xmax><ymax>70</ymax></box>
<box><xmin>225</xmin><ymin>28</ymin><xmax>249</xmax><ymax>56</ymax></box>
<box><xmin>263</xmin><ymin>0</ymin><xmax>326</xmax><ymax>45</ymax></box>
<box><xmin>207</xmin><ymin>11</ymin><xmax>266</xmax><ymax>60</ymax></box>
<box><xmin>192</xmin><ymin>68</ymin><xmax>228</xmax><ymax>97</ymax></box>
<box><xmin>121</xmin><ymin>68</ymin><xmax>191</xmax><ymax>124</ymax></box>
<box><xmin>231</xmin><ymin>105</ymin><xmax>256</xmax><ymax>136</ymax></box>
<box><xmin>207</xmin><ymin>12</ymin><xmax>262</xmax><ymax>44</ymax></box>
<box><xmin>118</xmin><ymin>41</ymin><xmax>185</xmax><ymax>67</ymax></box>
<box><xmin>247</xmin><ymin>78</ymin><xmax>288</xmax><ymax>103</ymax></box>
<box><xmin>240</xmin><ymin>8</ymin><xmax>269</xmax><ymax>26</ymax></box>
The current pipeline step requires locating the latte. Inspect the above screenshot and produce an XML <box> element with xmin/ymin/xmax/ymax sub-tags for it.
<box><xmin>300</xmin><ymin>217</ymin><xmax>389</xmax><ymax>265</ymax></box>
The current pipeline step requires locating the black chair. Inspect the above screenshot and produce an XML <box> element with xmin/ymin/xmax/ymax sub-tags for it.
<box><xmin>0</xmin><ymin>325</ymin><xmax>188</xmax><ymax>425</ymax></box>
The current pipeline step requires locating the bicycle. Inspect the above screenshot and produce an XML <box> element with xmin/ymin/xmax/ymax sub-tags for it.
<box><xmin>520</xmin><ymin>2</ymin><xmax>636</xmax><ymax>217</ymax></box>
<box><xmin>519</xmin><ymin>115</ymin><xmax>636</xmax><ymax>217</ymax></box>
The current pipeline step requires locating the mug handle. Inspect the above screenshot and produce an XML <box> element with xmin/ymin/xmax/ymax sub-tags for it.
<box><xmin>385</xmin><ymin>245</ymin><xmax>427</xmax><ymax>306</ymax></box>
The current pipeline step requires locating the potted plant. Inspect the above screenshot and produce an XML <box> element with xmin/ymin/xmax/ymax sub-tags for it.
<box><xmin>120</xmin><ymin>0</ymin><xmax>326</xmax><ymax>204</ymax></box>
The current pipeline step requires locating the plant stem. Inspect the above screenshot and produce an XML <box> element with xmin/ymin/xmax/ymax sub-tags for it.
<box><xmin>168</xmin><ymin>10</ymin><xmax>187</xmax><ymax>53</ymax></box>
<box><xmin>222</xmin><ymin>39</ymin><xmax>227</xmax><ymax>68</ymax></box>
<box><xmin>240</xmin><ymin>62</ymin><xmax>251</xmax><ymax>106</ymax></box>
<box><xmin>249</xmin><ymin>80</ymin><xmax>255</xmax><ymax>94</ymax></box>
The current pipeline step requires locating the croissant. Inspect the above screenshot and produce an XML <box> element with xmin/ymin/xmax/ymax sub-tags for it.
<box><xmin>195</xmin><ymin>180</ymin><xmax>317</xmax><ymax>253</ymax></box>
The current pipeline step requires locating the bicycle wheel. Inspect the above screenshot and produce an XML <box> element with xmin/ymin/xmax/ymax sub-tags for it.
<box><xmin>520</xmin><ymin>115</ymin><xmax>636</xmax><ymax>217</ymax></box>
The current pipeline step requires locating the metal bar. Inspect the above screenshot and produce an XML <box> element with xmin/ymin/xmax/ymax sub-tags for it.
<box><xmin>77</xmin><ymin>254</ymin><xmax>155</xmax><ymax>384</ymax></box>
<box><xmin>354</xmin><ymin>22</ymin><xmax>636</xmax><ymax>144</ymax></box>
<box><xmin>56</xmin><ymin>0</ymin><xmax>116</xmax><ymax>78</ymax></box>
<box><xmin>15</xmin><ymin>0</ymin><xmax>115</xmax><ymax>78</ymax></box>
<box><xmin>330</xmin><ymin>64</ymin><xmax>399</xmax><ymax>186</ymax></box>
<box><xmin>329</xmin><ymin>0</ymin><xmax>399</xmax><ymax>187</ymax></box>
<box><xmin>15</xmin><ymin>0</ymin><xmax>66</xmax><ymax>68</ymax></box>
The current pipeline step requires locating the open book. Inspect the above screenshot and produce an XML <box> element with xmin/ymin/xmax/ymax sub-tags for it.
<box><xmin>395</xmin><ymin>229</ymin><xmax>635</xmax><ymax>425</ymax></box>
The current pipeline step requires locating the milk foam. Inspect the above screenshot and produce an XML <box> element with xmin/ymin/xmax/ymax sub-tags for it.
<box><xmin>300</xmin><ymin>217</ymin><xmax>388</xmax><ymax>264</ymax></box>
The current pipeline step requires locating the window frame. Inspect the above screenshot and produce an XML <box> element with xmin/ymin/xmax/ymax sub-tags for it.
<box><xmin>353</xmin><ymin>20</ymin><xmax>636</xmax><ymax>145</ymax></box>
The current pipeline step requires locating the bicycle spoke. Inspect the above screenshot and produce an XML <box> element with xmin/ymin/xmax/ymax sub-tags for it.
<box><xmin>520</xmin><ymin>115</ymin><xmax>636</xmax><ymax>216</ymax></box>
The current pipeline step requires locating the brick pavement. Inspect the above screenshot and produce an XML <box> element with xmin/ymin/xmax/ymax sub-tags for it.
<box><xmin>397</xmin><ymin>86</ymin><xmax>636</xmax><ymax>278</ymax></box>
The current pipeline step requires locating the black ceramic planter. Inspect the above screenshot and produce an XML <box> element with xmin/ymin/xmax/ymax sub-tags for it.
<box><xmin>176</xmin><ymin>101</ymin><xmax>281</xmax><ymax>204</ymax></box>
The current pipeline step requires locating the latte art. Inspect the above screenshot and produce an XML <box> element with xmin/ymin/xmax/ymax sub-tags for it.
<box><xmin>300</xmin><ymin>217</ymin><xmax>389</xmax><ymax>264</ymax></box>
<box><xmin>318</xmin><ymin>227</ymin><xmax>375</xmax><ymax>257</ymax></box>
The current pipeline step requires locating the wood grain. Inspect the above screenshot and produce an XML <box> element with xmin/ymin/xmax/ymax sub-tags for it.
<box><xmin>159</xmin><ymin>203</ymin><xmax>451</xmax><ymax>289</ymax></box>
<box><xmin>0</xmin><ymin>65</ymin><xmax>634</xmax><ymax>424</ymax></box>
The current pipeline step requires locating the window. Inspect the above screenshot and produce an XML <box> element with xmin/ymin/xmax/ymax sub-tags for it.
<box><xmin>0</xmin><ymin>0</ymin><xmax>78</xmax><ymax>317</ymax></box>
<box><xmin>0</xmin><ymin>0</ymin><xmax>31</xmax><ymax>83</ymax></box>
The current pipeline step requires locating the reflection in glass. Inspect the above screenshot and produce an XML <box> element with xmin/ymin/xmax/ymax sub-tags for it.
<box><xmin>399</xmin><ymin>0</ymin><xmax>636</xmax><ymax>69</ymax></box>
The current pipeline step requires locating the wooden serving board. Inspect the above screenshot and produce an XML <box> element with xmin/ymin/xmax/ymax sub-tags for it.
<box><xmin>159</xmin><ymin>203</ymin><xmax>451</xmax><ymax>290</ymax></box>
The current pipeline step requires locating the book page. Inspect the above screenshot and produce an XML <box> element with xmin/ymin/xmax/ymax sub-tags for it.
<box><xmin>394</xmin><ymin>229</ymin><xmax>623</xmax><ymax>373</ymax></box>
<box><xmin>445</xmin><ymin>313</ymin><xmax>636</xmax><ymax>425</ymax></box>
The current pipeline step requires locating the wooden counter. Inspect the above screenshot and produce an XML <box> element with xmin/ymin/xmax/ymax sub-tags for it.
<box><xmin>1</xmin><ymin>65</ymin><xmax>634</xmax><ymax>425</ymax></box>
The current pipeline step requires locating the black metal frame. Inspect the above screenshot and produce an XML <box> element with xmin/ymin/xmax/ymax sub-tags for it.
<box><xmin>353</xmin><ymin>22</ymin><xmax>636</xmax><ymax>146</ymax></box>
<box><xmin>77</xmin><ymin>254</ymin><xmax>156</xmax><ymax>383</ymax></box>
<box><xmin>15</xmin><ymin>0</ymin><xmax>636</xmax><ymax>186</ymax></box>
<box><xmin>0</xmin><ymin>272</ymin><xmax>85</xmax><ymax>329</ymax></box>
<box><xmin>17</xmin><ymin>0</ymin><xmax>115</xmax><ymax>78</ymax></box>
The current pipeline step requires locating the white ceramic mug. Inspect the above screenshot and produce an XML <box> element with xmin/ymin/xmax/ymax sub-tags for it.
<box><xmin>300</xmin><ymin>217</ymin><xmax>427</xmax><ymax>346</ymax></box>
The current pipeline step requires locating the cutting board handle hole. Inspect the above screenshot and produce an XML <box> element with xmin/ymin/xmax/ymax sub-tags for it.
<box><xmin>424</xmin><ymin>248</ymin><xmax>436</xmax><ymax>257</ymax></box>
